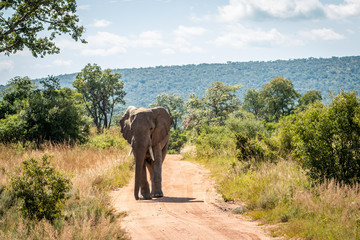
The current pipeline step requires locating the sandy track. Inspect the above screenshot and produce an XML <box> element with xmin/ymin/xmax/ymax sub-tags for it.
<box><xmin>111</xmin><ymin>155</ymin><xmax>274</xmax><ymax>240</ymax></box>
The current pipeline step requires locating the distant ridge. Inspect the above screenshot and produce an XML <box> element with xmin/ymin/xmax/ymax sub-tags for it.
<box><xmin>35</xmin><ymin>56</ymin><xmax>360</xmax><ymax>110</ymax></box>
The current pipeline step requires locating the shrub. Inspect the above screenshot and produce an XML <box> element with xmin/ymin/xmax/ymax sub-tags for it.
<box><xmin>8</xmin><ymin>154</ymin><xmax>72</xmax><ymax>222</ymax></box>
<box><xmin>226</xmin><ymin>110</ymin><xmax>268</xmax><ymax>139</ymax></box>
<box><xmin>292</xmin><ymin>91</ymin><xmax>360</xmax><ymax>183</ymax></box>
<box><xmin>168</xmin><ymin>129</ymin><xmax>187</xmax><ymax>154</ymax></box>
<box><xmin>235</xmin><ymin>133</ymin><xmax>264</xmax><ymax>162</ymax></box>
<box><xmin>195</xmin><ymin>125</ymin><xmax>235</xmax><ymax>157</ymax></box>
<box><xmin>86</xmin><ymin>128</ymin><xmax>127</xmax><ymax>149</ymax></box>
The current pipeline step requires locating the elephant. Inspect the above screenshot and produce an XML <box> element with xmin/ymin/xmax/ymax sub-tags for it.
<box><xmin>120</xmin><ymin>106</ymin><xmax>172</xmax><ymax>200</ymax></box>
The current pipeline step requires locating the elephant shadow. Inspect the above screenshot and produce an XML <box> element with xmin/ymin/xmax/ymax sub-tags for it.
<box><xmin>152</xmin><ymin>196</ymin><xmax>204</xmax><ymax>203</ymax></box>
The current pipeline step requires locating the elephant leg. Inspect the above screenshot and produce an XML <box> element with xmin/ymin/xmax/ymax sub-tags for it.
<box><xmin>145</xmin><ymin>159</ymin><xmax>154</xmax><ymax>184</ymax></box>
<box><xmin>151</xmin><ymin>145</ymin><xmax>163</xmax><ymax>198</ymax></box>
<box><xmin>140</xmin><ymin>160</ymin><xmax>151</xmax><ymax>200</ymax></box>
<box><xmin>161</xmin><ymin>142</ymin><xmax>168</xmax><ymax>163</ymax></box>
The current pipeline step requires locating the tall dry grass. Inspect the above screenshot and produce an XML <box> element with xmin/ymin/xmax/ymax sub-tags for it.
<box><xmin>184</xmin><ymin>147</ymin><xmax>360</xmax><ymax>239</ymax></box>
<box><xmin>0</xmin><ymin>130</ymin><xmax>132</xmax><ymax>240</ymax></box>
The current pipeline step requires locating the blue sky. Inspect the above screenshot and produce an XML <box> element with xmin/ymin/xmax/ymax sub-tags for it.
<box><xmin>1</xmin><ymin>0</ymin><xmax>360</xmax><ymax>84</ymax></box>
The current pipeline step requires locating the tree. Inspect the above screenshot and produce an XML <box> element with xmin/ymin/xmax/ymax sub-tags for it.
<box><xmin>242</xmin><ymin>88</ymin><xmax>264</xmax><ymax>117</ymax></box>
<box><xmin>73</xmin><ymin>64</ymin><xmax>126</xmax><ymax>132</ymax></box>
<box><xmin>0</xmin><ymin>76</ymin><xmax>90</xmax><ymax>144</ymax></box>
<box><xmin>203</xmin><ymin>81</ymin><xmax>241</xmax><ymax>125</ymax></box>
<box><xmin>182</xmin><ymin>93</ymin><xmax>205</xmax><ymax>131</ymax></box>
<box><xmin>0</xmin><ymin>76</ymin><xmax>36</xmax><ymax>118</ymax></box>
<box><xmin>150</xmin><ymin>93</ymin><xmax>184</xmax><ymax>130</ymax></box>
<box><xmin>298</xmin><ymin>90</ymin><xmax>322</xmax><ymax>110</ymax></box>
<box><xmin>292</xmin><ymin>91</ymin><xmax>360</xmax><ymax>183</ymax></box>
<box><xmin>261</xmin><ymin>77</ymin><xmax>300</xmax><ymax>121</ymax></box>
<box><xmin>0</xmin><ymin>0</ymin><xmax>85</xmax><ymax>57</ymax></box>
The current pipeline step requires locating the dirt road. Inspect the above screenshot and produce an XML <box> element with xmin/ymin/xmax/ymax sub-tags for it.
<box><xmin>111</xmin><ymin>155</ymin><xmax>275</xmax><ymax>240</ymax></box>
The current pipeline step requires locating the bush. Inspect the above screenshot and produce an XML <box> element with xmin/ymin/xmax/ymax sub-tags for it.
<box><xmin>195</xmin><ymin>125</ymin><xmax>235</xmax><ymax>157</ymax></box>
<box><xmin>168</xmin><ymin>129</ymin><xmax>187</xmax><ymax>154</ymax></box>
<box><xmin>226</xmin><ymin>110</ymin><xmax>268</xmax><ymax>139</ymax></box>
<box><xmin>235</xmin><ymin>133</ymin><xmax>264</xmax><ymax>162</ymax></box>
<box><xmin>292</xmin><ymin>91</ymin><xmax>360</xmax><ymax>183</ymax></box>
<box><xmin>235</xmin><ymin>133</ymin><xmax>277</xmax><ymax>163</ymax></box>
<box><xmin>8</xmin><ymin>154</ymin><xmax>72</xmax><ymax>222</ymax></box>
<box><xmin>86</xmin><ymin>127</ymin><xmax>127</xmax><ymax>149</ymax></box>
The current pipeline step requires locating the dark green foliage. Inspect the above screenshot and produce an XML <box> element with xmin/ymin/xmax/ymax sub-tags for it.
<box><xmin>242</xmin><ymin>88</ymin><xmax>264</xmax><ymax>117</ymax></box>
<box><xmin>235</xmin><ymin>133</ymin><xmax>265</xmax><ymax>162</ymax></box>
<box><xmin>291</xmin><ymin>91</ymin><xmax>360</xmax><ymax>183</ymax></box>
<box><xmin>261</xmin><ymin>77</ymin><xmax>300</xmax><ymax>121</ymax></box>
<box><xmin>73</xmin><ymin>64</ymin><xmax>126</xmax><ymax>132</ymax></box>
<box><xmin>8</xmin><ymin>154</ymin><xmax>72</xmax><ymax>222</ymax></box>
<box><xmin>168</xmin><ymin>129</ymin><xmax>187</xmax><ymax>154</ymax></box>
<box><xmin>183</xmin><ymin>82</ymin><xmax>241</xmax><ymax>130</ymax></box>
<box><xmin>225</xmin><ymin>110</ymin><xmax>268</xmax><ymax>139</ymax></box>
<box><xmin>203</xmin><ymin>81</ymin><xmax>241</xmax><ymax>125</ymax></box>
<box><xmin>0</xmin><ymin>0</ymin><xmax>86</xmax><ymax>57</ymax></box>
<box><xmin>242</xmin><ymin>77</ymin><xmax>300</xmax><ymax>122</ymax></box>
<box><xmin>297</xmin><ymin>90</ymin><xmax>322</xmax><ymax>110</ymax></box>
<box><xmin>0</xmin><ymin>76</ymin><xmax>90</xmax><ymax>144</ymax></box>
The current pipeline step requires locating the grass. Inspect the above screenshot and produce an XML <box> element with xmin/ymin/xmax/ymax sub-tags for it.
<box><xmin>183</xmin><ymin>145</ymin><xmax>360</xmax><ymax>240</ymax></box>
<box><xmin>0</xmin><ymin>127</ymin><xmax>132</xmax><ymax>240</ymax></box>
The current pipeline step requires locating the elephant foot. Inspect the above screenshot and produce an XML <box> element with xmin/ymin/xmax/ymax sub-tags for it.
<box><xmin>151</xmin><ymin>191</ymin><xmax>163</xmax><ymax>198</ymax></box>
<box><xmin>139</xmin><ymin>194</ymin><xmax>152</xmax><ymax>200</ymax></box>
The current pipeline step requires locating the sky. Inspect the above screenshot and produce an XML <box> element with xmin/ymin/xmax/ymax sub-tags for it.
<box><xmin>1</xmin><ymin>0</ymin><xmax>360</xmax><ymax>84</ymax></box>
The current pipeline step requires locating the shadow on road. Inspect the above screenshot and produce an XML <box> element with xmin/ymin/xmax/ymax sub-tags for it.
<box><xmin>153</xmin><ymin>196</ymin><xmax>204</xmax><ymax>203</ymax></box>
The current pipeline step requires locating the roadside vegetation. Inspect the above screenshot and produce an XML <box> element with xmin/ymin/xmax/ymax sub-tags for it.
<box><xmin>157</xmin><ymin>77</ymin><xmax>360</xmax><ymax>240</ymax></box>
<box><xmin>0</xmin><ymin>69</ymin><xmax>130</xmax><ymax>238</ymax></box>
<box><xmin>0</xmin><ymin>128</ymin><xmax>132</xmax><ymax>239</ymax></box>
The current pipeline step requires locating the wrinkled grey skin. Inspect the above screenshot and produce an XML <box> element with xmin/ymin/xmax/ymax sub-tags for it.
<box><xmin>120</xmin><ymin>106</ymin><xmax>172</xmax><ymax>200</ymax></box>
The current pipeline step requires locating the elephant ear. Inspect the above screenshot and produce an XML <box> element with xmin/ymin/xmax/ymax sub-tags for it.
<box><xmin>120</xmin><ymin>106</ymin><xmax>137</xmax><ymax>144</ymax></box>
<box><xmin>151</xmin><ymin>107</ymin><xmax>173</xmax><ymax>145</ymax></box>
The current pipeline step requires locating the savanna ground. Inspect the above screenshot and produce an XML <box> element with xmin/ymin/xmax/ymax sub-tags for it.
<box><xmin>1</xmin><ymin>127</ymin><xmax>360</xmax><ymax>240</ymax></box>
<box><xmin>111</xmin><ymin>154</ymin><xmax>274</xmax><ymax>240</ymax></box>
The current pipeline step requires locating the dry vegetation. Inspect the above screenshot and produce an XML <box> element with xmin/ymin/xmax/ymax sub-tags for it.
<box><xmin>0</xmin><ymin>128</ymin><xmax>132</xmax><ymax>240</ymax></box>
<box><xmin>183</xmin><ymin>147</ymin><xmax>360</xmax><ymax>240</ymax></box>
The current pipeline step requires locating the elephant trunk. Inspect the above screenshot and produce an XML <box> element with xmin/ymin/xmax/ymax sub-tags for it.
<box><xmin>128</xmin><ymin>136</ymin><xmax>154</xmax><ymax>161</ymax></box>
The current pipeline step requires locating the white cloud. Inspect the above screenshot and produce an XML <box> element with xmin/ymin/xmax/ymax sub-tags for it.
<box><xmin>174</xmin><ymin>26</ymin><xmax>207</xmax><ymax>38</ymax></box>
<box><xmin>92</xmin><ymin>19</ymin><xmax>112</xmax><ymax>28</ymax></box>
<box><xmin>217</xmin><ymin>0</ymin><xmax>324</xmax><ymax>22</ymax></box>
<box><xmin>59</xmin><ymin>31</ymin><xmax>167</xmax><ymax>57</ymax></box>
<box><xmin>78</xmin><ymin>5</ymin><xmax>91</xmax><ymax>10</ymax></box>
<box><xmin>325</xmin><ymin>0</ymin><xmax>360</xmax><ymax>19</ymax></box>
<box><xmin>300</xmin><ymin>28</ymin><xmax>345</xmax><ymax>40</ymax></box>
<box><xmin>135</xmin><ymin>31</ymin><xmax>165</xmax><ymax>48</ymax></box>
<box><xmin>81</xmin><ymin>32</ymin><xmax>129</xmax><ymax>56</ymax></box>
<box><xmin>215</xmin><ymin>24</ymin><xmax>290</xmax><ymax>48</ymax></box>
<box><xmin>217</xmin><ymin>0</ymin><xmax>360</xmax><ymax>22</ymax></box>
<box><xmin>172</xmin><ymin>26</ymin><xmax>207</xmax><ymax>53</ymax></box>
<box><xmin>53</xmin><ymin>59</ymin><xmax>72</xmax><ymax>66</ymax></box>
<box><xmin>161</xmin><ymin>48</ymin><xmax>176</xmax><ymax>54</ymax></box>
<box><xmin>0</xmin><ymin>60</ymin><xmax>14</xmax><ymax>72</ymax></box>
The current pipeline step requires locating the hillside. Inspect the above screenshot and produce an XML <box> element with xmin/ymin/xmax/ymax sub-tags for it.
<box><xmin>36</xmin><ymin>56</ymin><xmax>360</xmax><ymax>110</ymax></box>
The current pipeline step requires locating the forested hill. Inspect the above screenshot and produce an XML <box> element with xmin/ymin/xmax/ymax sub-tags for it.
<box><xmin>36</xmin><ymin>56</ymin><xmax>360</xmax><ymax>108</ymax></box>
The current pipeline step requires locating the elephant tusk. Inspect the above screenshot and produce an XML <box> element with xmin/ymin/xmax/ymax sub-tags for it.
<box><xmin>128</xmin><ymin>146</ymin><xmax>133</xmax><ymax>156</ymax></box>
<box><xmin>149</xmin><ymin>145</ymin><xmax>155</xmax><ymax>161</ymax></box>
